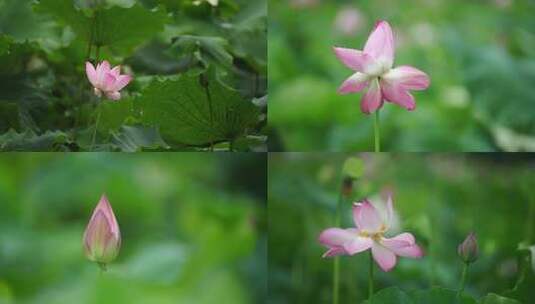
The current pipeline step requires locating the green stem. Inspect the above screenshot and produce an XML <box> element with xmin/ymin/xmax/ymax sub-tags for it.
<box><xmin>368</xmin><ymin>251</ymin><xmax>374</xmax><ymax>299</ymax></box>
<box><xmin>95</xmin><ymin>45</ymin><xmax>100</xmax><ymax>62</ymax></box>
<box><xmin>373</xmin><ymin>110</ymin><xmax>380</xmax><ymax>152</ymax></box>
<box><xmin>331</xmin><ymin>180</ymin><xmax>346</xmax><ymax>304</ymax></box>
<box><xmin>86</xmin><ymin>30</ymin><xmax>93</xmax><ymax>61</ymax></box>
<box><xmin>86</xmin><ymin>13</ymin><xmax>96</xmax><ymax>61</ymax></box>
<box><xmin>333</xmin><ymin>256</ymin><xmax>340</xmax><ymax>304</ymax></box>
<box><xmin>98</xmin><ymin>262</ymin><xmax>107</xmax><ymax>273</ymax></box>
<box><xmin>457</xmin><ymin>262</ymin><xmax>469</xmax><ymax>298</ymax></box>
<box><xmin>204</xmin><ymin>81</ymin><xmax>214</xmax><ymax>152</ymax></box>
<box><xmin>525</xmin><ymin>195</ymin><xmax>534</xmax><ymax>244</ymax></box>
<box><xmin>94</xmin><ymin>10</ymin><xmax>100</xmax><ymax>62</ymax></box>
<box><xmin>90</xmin><ymin>107</ymin><xmax>101</xmax><ymax>150</ymax></box>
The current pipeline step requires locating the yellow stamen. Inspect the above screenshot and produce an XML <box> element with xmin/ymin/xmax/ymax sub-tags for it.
<box><xmin>358</xmin><ymin>224</ymin><xmax>387</xmax><ymax>241</ymax></box>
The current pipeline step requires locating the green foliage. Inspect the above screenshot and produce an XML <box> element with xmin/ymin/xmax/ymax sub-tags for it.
<box><xmin>362</xmin><ymin>287</ymin><xmax>476</xmax><ymax>304</ymax></box>
<box><xmin>0</xmin><ymin>129</ymin><xmax>70</xmax><ymax>151</ymax></box>
<box><xmin>480</xmin><ymin>294</ymin><xmax>522</xmax><ymax>304</ymax></box>
<box><xmin>170</xmin><ymin>35</ymin><xmax>234</xmax><ymax>69</ymax></box>
<box><xmin>0</xmin><ymin>34</ymin><xmax>11</xmax><ymax>56</ymax></box>
<box><xmin>35</xmin><ymin>0</ymin><xmax>167</xmax><ymax>54</ymax></box>
<box><xmin>268</xmin><ymin>0</ymin><xmax>535</xmax><ymax>151</ymax></box>
<box><xmin>362</xmin><ymin>287</ymin><xmax>522</xmax><ymax>304</ymax></box>
<box><xmin>109</xmin><ymin>125</ymin><xmax>169</xmax><ymax>152</ymax></box>
<box><xmin>0</xmin><ymin>0</ymin><xmax>266</xmax><ymax>151</ymax></box>
<box><xmin>342</xmin><ymin>157</ymin><xmax>364</xmax><ymax>179</ymax></box>
<box><xmin>268</xmin><ymin>154</ymin><xmax>535</xmax><ymax>304</ymax></box>
<box><xmin>410</xmin><ymin>288</ymin><xmax>476</xmax><ymax>304</ymax></box>
<box><xmin>136</xmin><ymin>74</ymin><xmax>259</xmax><ymax>146</ymax></box>
<box><xmin>0</xmin><ymin>153</ymin><xmax>265</xmax><ymax>303</ymax></box>
<box><xmin>362</xmin><ymin>287</ymin><xmax>413</xmax><ymax>304</ymax></box>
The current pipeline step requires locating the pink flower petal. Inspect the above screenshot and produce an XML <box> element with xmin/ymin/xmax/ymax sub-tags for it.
<box><xmin>318</xmin><ymin>228</ymin><xmax>357</xmax><ymax>247</ymax></box>
<box><xmin>389</xmin><ymin>232</ymin><xmax>416</xmax><ymax>244</ymax></box>
<box><xmin>343</xmin><ymin>236</ymin><xmax>373</xmax><ymax>255</ymax></box>
<box><xmin>96</xmin><ymin>61</ymin><xmax>111</xmax><ymax>87</ymax></box>
<box><xmin>110</xmin><ymin>66</ymin><xmax>121</xmax><ymax>78</ymax></box>
<box><xmin>84</xmin><ymin>210</ymin><xmax>111</xmax><ymax>254</ymax></box>
<box><xmin>372</xmin><ymin>242</ymin><xmax>397</xmax><ymax>271</ymax></box>
<box><xmin>99</xmin><ymin>60</ymin><xmax>111</xmax><ymax>74</ymax></box>
<box><xmin>338</xmin><ymin>72</ymin><xmax>369</xmax><ymax>94</ymax></box>
<box><xmin>363</xmin><ymin>20</ymin><xmax>394</xmax><ymax>69</ymax></box>
<box><xmin>103</xmin><ymin>73</ymin><xmax>117</xmax><ymax>92</ymax></box>
<box><xmin>322</xmin><ymin>246</ymin><xmax>348</xmax><ymax>258</ymax></box>
<box><xmin>393</xmin><ymin>244</ymin><xmax>423</xmax><ymax>258</ymax></box>
<box><xmin>112</xmin><ymin>75</ymin><xmax>132</xmax><ymax>91</ymax></box>
<box><xmin>85</xmin><ymin>62</ymin><xmax>98</xmax><ymax>87</ymax></box>
<box><xmin>381</xmin><ymin>80</ymin><xmax>416</xmax><ymax>111</ymax></box>
<box><xmin>359</xmin><ymin>79</ymin><xmax>383</xmax><ymax>114</ymax></box>
<box><xmin>382</xmin><ymin>65</ymin><xmax>430</xmax><ymax>90</ymax></box>
<box><xmin>95</xmin><ymin>194</ymin><xmax>120</xmax><ymax>235</ymax></box>
<box><xmin>381</xmin><ymin>233</ymin><xmax>423</xmax><ymax>258</ymax></box>
<box><xmin>353</xmin><ymin>200</ymin><xmax>384</xmax><ymax>232</ymax></box>
<box><xmin>333</xmin><ymin>47</ymin><xmax>375</xmax><ymax>72</ymax></box>
<box><xmin>385</xmin><ymin>196</ymin><xmax>394</xmax><ymax>228</ymax></box>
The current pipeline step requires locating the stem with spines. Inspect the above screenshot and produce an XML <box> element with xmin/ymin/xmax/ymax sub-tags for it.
<box><xmin>373</xmin><ymin>110</ymin><xmax>380</xmax><ymax>152</ymax></box>
<box><xmin>368</xmin><ymin>251</ymin><xmax>374</xmax><ymax>300</ymax></box>
<box><xmin>457</xmin><ymin>262</ymin><xmax>469</xmax><ymax>299</ymax></box>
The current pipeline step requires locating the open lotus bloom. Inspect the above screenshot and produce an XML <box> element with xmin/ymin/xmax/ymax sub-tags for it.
<box><xmin>333</xmin><ymin>20</ymin><xmax>430</xmax><ymax>114</ymax></box>
<box><xmin>83</xmin><ymin>194</ymin><xmax>121</xmax><ymax>267</ymax></box>
<box><xmin>85</xmin><ymin>60</ymin><xmax>132</xmax><ymax>101</ymax></box>
<box><xmin>318</xmin><ymin>197</ymin><xmax>423</xmax><ymax>272</ymax></box>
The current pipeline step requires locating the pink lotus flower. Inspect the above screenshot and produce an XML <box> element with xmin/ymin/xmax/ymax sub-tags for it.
<box><xmin>85</xmin><ymin>60</ymin><xmax>132</xmax><ymax>101</ymax></box>
<box><xmin>333</xmin><ymin>20</ymin><xmax>430</xmax><ymax>114</ymax></box>
<box><xmin>318</xmin><ymin>197</ymin><xmax>423</xmax><ymax>272</ymax></box>
<box><xmin>83</xmin><ymin>194</ymin><xmax>121</xmax><ymax>266</ymax></box>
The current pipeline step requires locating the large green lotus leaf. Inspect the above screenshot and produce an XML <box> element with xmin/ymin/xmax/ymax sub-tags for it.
<box><xmin>0</xmin><ymin>102</ymin><xmax>19</xmax><ymax>132</ymax></box>
<box><xmin>110</xmin><ymin>125</ymin><xmax>169</xmax><ymax>152</ymax></box>
<box><xmin>479</xmin><ymin>294</ymin><xmax>522</xmax><ymax>304</ymax></box>
<box><xmin>226</xmin><ymin>0</ymin><xmax>266</xmax><ymax>72</ymax></box>
<box><xmin>409</xmin><ymin>287</ymin><xmax>477</xmax><ymax>304</ymax></box>
<box><xmin>362</xmin><ymin>287</ymin><xmax>478</xmax><ymax>304</ymax></box>
<box><xmin>34</xmin><ymin>1</ymin><xmax>166</xmax><ymax>54</ymax></box>
<box><xmin>97</xmin><ymin>98</ymin><xmax>136</xmax><ymax>132</ymax></box>
<box><xmin>170</xmin><ymin>35</ymin><xmax>234</xmax><ymax>69</ymax></box>
<box><xmin>0</xmin><ymin>129</ymin><xmax>70</xmax><ymax>151</ymax></box>
<box><xmin>0</xmin><ymin>35</ymin><xmax>12</xmax><ymax>56</ymax></box>
<box><xmin>362</xmin><ymin>287</ymin><xmax>413</xmax><ymax>304</ymax></box>
<box><xmin>0</xmin><ymin>0</ymin><xmax>60</xmax><ymax>47</ymax></box>
<box><xmin>502</xmin><ymin>248</ymin><xmax>535</xmax><ymax>303</ymax></box>
<box><xmin>136</xmin><ymin>74</ymin><xmax>259</xmax><ymax>146</ymax></box>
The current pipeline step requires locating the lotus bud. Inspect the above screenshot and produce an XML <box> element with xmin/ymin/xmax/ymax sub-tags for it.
<box><xmin>83</xmin><ymin>194</ymin><xmax>121</xmax><ymax>270</ymax></box>
<box><xmin>458</xmin><ymin>232</ymin><xmax>478</xmax><ymax>264</ymax></box>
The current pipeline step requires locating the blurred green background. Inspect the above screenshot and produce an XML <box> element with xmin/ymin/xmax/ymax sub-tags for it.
<box><xmin>268</xmin><ymin>0</ymin><xmax>535</xmax><ymax>151</ymax></box>
<box><xmin>0</xmin><ymin>0</ymin><xmax>267</xmax><ymax>151</ymax></box>
<box><xmin>0</xmin><ymin>153</ymin><xmax>266</xmax><ymax>304</ymax></box>
<box><xmin>268</xmin><ymin>153</ymin><xmax>535</xmax><ymax>303</ymax></box>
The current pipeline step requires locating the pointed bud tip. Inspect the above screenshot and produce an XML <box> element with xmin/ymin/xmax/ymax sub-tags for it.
<box><xmin>97</xmin><ymin>193</ymin><xmax>111</xmax><ymax>206</ymax></box>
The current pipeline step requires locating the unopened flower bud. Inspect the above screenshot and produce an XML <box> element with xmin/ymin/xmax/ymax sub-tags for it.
<box><xmin>341</xmin><ymin>176</ymin><xmax>354</xmax><ymax>197</ymax></box>
<box><xmin>83</xmin><ymin>194</ymin><xmax>121</xmax><ymax>268</ymax></box>
<box><xmin>458</xmin><ymin>232</ymin><xmax>478</xmax><ymax>264</ymax></box>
